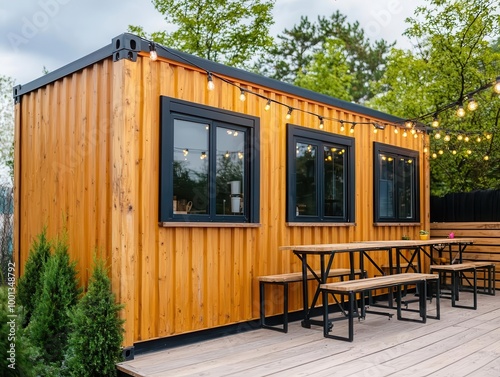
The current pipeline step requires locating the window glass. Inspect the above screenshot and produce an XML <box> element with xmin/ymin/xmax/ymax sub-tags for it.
<box><xmin>216</xmin><ymin>127</ymin><xmax>245</xmax><ymax>215</ymax></box>
<box><xmin>324</xmin><ymin>145</ymin><xmax>345</xmax><ymax>217</ymax></box>
<box><xmin>160</xmin><ymin>97</ymin><xmax>259</xmax><ymax>223</ymax></box>
<box><xmin>287</xmin><ymin>125</ymin><xmax>355</xmax><ymax>223</ymax></box>
<box><xmin>295</xmin><ymin>142</ymin><xmax>317</xmax><ymax>216</ymax></box>
<box><xmin>374</xmin><ymin>143</ymin><xmax>419</xmax><ymax>223</ymax></box>
<box><xmin>173</xmin><ymin>119</ymin><xmax>209</xmax><ymax>214</ymax></box>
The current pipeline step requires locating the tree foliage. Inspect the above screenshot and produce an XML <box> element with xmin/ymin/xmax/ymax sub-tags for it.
<box><xmin>368</xmin><ymin>0</ymin><xmax>500</xmax><ymax>196</ymax></box>
<box><xmin>129</xmin><ymin>0</ymin><xmax>275</xmax><ymax>69</ymax></box>
<box><xmin>65</xmin><ymin>257</ymin><xmax>124</xmax><ymax>377</ymax></box>
<box><xmin>27</xmin><ymin>232</ymin><xmax>81</xmax><ymax>365</ymax></box>
<box><xmin>16</xmin><ymin>227</ymin><xmax>51</xmax><ymax>327</ymax></box>
<box><xmin>254</xmin><ymin>11</ymin><xmax>395</xmax><ymax>103</ymax></box>
<box><xmin>0</xmin><ymin>75</ymin><xmax>14</xmax><ymax>186</ymax></box>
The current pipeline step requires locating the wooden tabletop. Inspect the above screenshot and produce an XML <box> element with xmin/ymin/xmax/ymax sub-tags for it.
<box><xmin>279</xmin><ymin>238</ymin><xmax>475</xmax><ymax>252</ymax></box>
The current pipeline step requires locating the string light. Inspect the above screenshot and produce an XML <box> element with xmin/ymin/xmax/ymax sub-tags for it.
<box><xmin>145</xmin><ymin>38</ymin><xmax>499</xmax><ymax>160</ymax></box>
<box><xmin>149</xmin><ymin>42</ymin><xmax>158</xmax><ymax>61</ymax></box>
<box><xmin>431</xmin><ymin>115</ymin><xmax>439</xmax><ymax>128</ymax></box>
<box><xmin>494</xmin><ymin>77</ymin><xmax>500</xmax><ymax>94</ymax></box>
<box><xmin>207</xmin><ymin>72</ymin><xmax>215</xmax><ymax>91</ymax></box>
<box><xmin>467</xmin><ymin>97</ymin><xmax>478</xmax><ymax>111</ymax></box>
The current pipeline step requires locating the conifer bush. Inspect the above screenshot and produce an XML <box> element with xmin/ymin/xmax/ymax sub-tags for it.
<box><xmin>0</xmin><ymin>286</ymin><xmax>34</xmax><ymax>376</ymax></box>
<box><xmin>16</xmin><ymin>227</ymin><xmax>51</xmax><ymax>327</ymax></box>
<box><xmin>65</xmin><ymin>256</ymin><xmax>124</xmax><ymax>377</ymax></box>
<box><xmin>27</xmin><ymin>233</ymin><xmax>81</xmax><ymax>365</ymax></box>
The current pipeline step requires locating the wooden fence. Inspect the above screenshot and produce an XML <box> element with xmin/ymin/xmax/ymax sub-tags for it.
<box><xmin>431</xmin><ymin>222</ymin><xmax>500</xmax><ymax>289</ymax></box>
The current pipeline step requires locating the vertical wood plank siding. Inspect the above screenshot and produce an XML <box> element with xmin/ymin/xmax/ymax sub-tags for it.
<box><xmin>15</xmin><ymin>54</ymin><xmax>429</xmax><ymax>347</ymax></box>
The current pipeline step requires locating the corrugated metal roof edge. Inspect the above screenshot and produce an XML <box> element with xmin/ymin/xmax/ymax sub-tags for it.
<box><xmin>13</xmin><ymin>32</ymin><xmax>405</xmax><ymax>125</ymax></box>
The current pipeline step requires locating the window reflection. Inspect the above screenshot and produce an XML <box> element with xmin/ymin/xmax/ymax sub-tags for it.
<box><xmin>173</xmin><ymin>119</ymin><xmax>209</xmax><ymax>214</ymax></box>
<box><xmin>324</xmin><ymin>145</ymin><xmax>345</xmax><ymax>217</ymax></box>
<box><xmin>216</xmin><ymin>127</ymin><xmax>245</xmax><ymax>215</ymax></box>
<box><xmin>295</xmin><ymin>142</ymin><xmax>317</xmax><ymax>216</ymax></box>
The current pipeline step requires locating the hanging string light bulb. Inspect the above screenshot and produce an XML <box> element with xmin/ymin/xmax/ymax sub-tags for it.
<box><xmin>339</xmin><ymin>121</ymin><xmax>345</xmax><ymax>132</ymax></box>
<box><xmin>431</xmin><ymin>115</ymin><xmax>439</xmax><ymax>128</ymax></box>
<box><xmin>207</xmin><ymin>72</ymin><xmax>215</xmax><ymax>91</ymax></box>
<box><xmin>149</xmin><ymin>42</ymin><xmax>158</xmax><ymax>61</ymax></box>
<box><xmin>456</xmin><ymin>103</ymin><xmax>466</xmax><ymax>117</ymax></box>
<box><xmin>349</xmin><ymin>124</ymin><xmax>355</xmax><ymax>134</ymax></box>
<box><xmin>494</xmin><ymin>76</ymin><xmax>500</xmax><ymax>94</ymax></box>
<box><xmin>318</xmin><ymin>116</ymin><xmax>324</xmax><ymax>129</ymax></box>
<box><xmin>264</xmin><ymin>99</ymin><xmax>271</xmax><ymax>111</ymax></box>
<box><xmin>239</xmin><ymin>89</ymin><xmax>246</xmax><ymax>101</ymax></box>
<box><xmin>467</xmin><ymin>97</ymin><xmax>478</xmax><ymax>111</ymax></box>
<box><xmin>286</xmin><ymin>107</ymin><xmax>293</xmax><ymax>120</ymax></box>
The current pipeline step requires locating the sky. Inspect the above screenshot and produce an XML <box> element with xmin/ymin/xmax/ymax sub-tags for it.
<box><xmin>0</xmin><ymin>0</ymin><xmax>426</xmax><ymax>86</ymax></box>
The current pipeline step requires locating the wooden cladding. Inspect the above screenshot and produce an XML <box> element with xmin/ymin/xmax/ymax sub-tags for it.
<box><xmin>15</xmin><ymin>54</ymin><xmax>429</xmax><ymax>347</ymax></box>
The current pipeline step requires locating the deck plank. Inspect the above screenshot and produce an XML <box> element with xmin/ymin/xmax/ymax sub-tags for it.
<box><xmin>118</xmin><ymin>293</ymin><xmax>500</xmax><ymax>376</ymax></box>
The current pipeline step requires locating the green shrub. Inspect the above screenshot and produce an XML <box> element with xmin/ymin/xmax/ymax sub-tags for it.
<box><xmin>16</xmin><ymin>228</ymin><xmax>51</xmax><ymax>327</ymax></box>
<box><xmin>27</xmin><ymin>233</ymin><xmax>81</xmax><ymax>365</ymax></box>
<box><xmin>0</xmin><ymin>286</ymin><xmax>34</xmax><ymax>377</ymax></box>
<box><xmin>65</xmin><ymin>257</ymin><xmax>124</xmax><ymax>377</ymax></box>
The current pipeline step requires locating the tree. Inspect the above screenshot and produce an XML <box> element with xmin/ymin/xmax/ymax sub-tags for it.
<box><xmin>16</xmin><ymin>228</ymin><xmax>52</xmax><ymax>327</ymax></box>
<box><xmin>368</xmin><ymin>0</ymin><xmax>500</xmax><ymax>196</ymax></box>
<box><xmin>27</xmin><ymin>232</ymin><xmax>81</xmax><ymax>365</ymax></box>
<box><xmin>65</xmin><ymin>257</ymin><xmax>124</xmax><ymax>377</ymax></box>
<box><xmin>0</xmin><ymin>75</ymin><xmax>14</xmax><ymax>186</ymax></box>
<box><xmin>254</xmin><ymin>11</ymin><xmax>395</xmax><ymax>103</ymax></box>
<box><xmin>294</xmin><ymin>38</ymin><xmax>353</xmax><ymax>101</ymax></box>
<box><xmin>129</xmin><ymin>0</ymin><xmax>275</xmax><ymax>69</ymax></box>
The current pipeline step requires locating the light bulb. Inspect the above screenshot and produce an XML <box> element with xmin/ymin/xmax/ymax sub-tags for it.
<box><xmin>444</xmin><ymin>135</ymin><xmax>450</xmax><ymax>142</ymax></box>
<box><xmin>434</xmin><ymin>132</ymin><xmax>441</xmax><ymax>139</ymax></box>
<box><xmin>467</xmin><ymin>97</ymin><xmax>478</xmax><ymax>111</ymax></box>
<box><xmin>431</xmin><ymin>116</ymin><xmax>439</xmax><ymax>128</ymax></box>
<box><xmin>456</xmin><ymin>105</ymin><xmax>465</xmax><ymax>117</ymax></box>
<box><xmin>319</xmin><ymin>117</ymin><xmax>324</xmax><ymax>129</ymax></box>
<box><xmin>239</xmin><ymin>90</ymin><xmax>246</xmax><ymax>101</ymax></box>
<box><xmin>207</xmin><ymin>73</ymin><xmax>215</xmax><ymax>91</ymax></box>
<box><xmin>264</xmin><ymin>100</ymin><xmax>271</xmax><ymax>111</ymax></box>
<box><xmin>286</xmin><ymin>108</ymin><xmax>292</xmax><ymax>120</ymax></box>
<box><xmin>394</xmin><ymin>127</ymin><xmax>399</xmax><ymax>134</ymax></box>
<box><xmin>494</xmin><ymin>77</ymin><xmax>500</xmax><ymax>94</ymax></box>
<box><xmin>149</xmin><ymin>43</ymin><xmax>158</xmax><ymax>61</ymax></box>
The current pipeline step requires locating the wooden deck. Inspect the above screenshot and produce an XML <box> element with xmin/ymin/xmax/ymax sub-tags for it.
<box><xmin>118</xmin><ymin>292</ymin><xmax>500</xmax><ymax>376</ymax></box>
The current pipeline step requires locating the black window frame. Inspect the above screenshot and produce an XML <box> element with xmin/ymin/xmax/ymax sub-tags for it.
<box><xmin>286</xmin><ymin>124</ymin><xmax>355</xmax><ymax>223</ymax></box>
<box><xmin>373</xmin><ymin>142</ymin><xmax>420</xmax><ymax>223</ymax></box>
<box><xmin>159</xmin><ymin>97</ymin><xmax>260</xmax><ymax>223</ymax></box>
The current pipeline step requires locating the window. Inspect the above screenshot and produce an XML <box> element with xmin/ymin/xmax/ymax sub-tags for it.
<box><xmin>160</xmin><ymin>97</ymin><xmax>260</xmax><ymax>223</ymax></box>
<box><xmin>286</xmin><ymin>125</ymin><xmax>355</xmax><ymax>222</ymax></box>
<box><xmin>374</xmin><ymin>142</ymin><xmax>419</xmax><ymax>223</ymax></box>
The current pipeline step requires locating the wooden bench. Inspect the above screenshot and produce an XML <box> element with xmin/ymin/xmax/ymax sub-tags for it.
<box><xmin>430</xmin><ymin>263</ymin><xmax>479</xmax><ymax>309</ymax></box>
<box><xmin>463</xmin><ymin>261</ymin><xmax>496</xmax><ymax>295</ymax></box>
<box><xmin>258</xmin><ymin>268</ymin><xmax>365</xmax><ymax>333</ymax></box>
<box><xmin>320</xmin><ymin>273</ymin><xmax>440</xmax><ymax>342</ymax></box>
